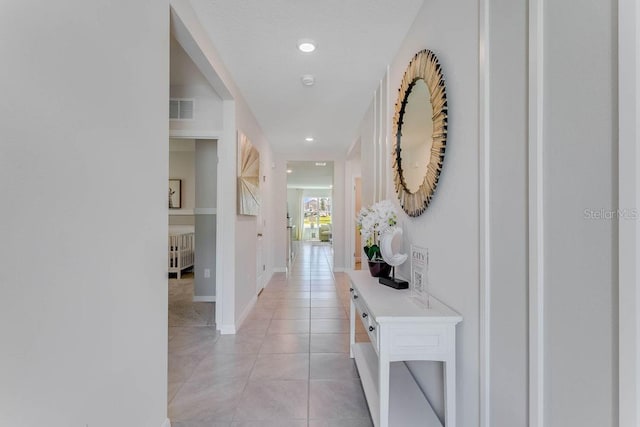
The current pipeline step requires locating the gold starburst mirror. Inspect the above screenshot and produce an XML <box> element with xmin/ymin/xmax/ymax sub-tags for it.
<box><xmin>392</xmin><ymin>49</ymin><xmax>448</xmax><ymax>217</ymax></box>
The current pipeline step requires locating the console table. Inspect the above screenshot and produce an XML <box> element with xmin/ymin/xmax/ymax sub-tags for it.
<box><xmin>347</xmin><ymin>270</ymin><xmax>462</xmax><ymax>427</ymax></box>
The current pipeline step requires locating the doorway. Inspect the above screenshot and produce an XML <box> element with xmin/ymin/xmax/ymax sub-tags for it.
<box><xmin>286</xmin><ymin>161</ymin><xmax>334</xmax><ymax>253</ymax></box>
<box><xmin>168</xmin><ymin>138</ymin><xmax>218</xmax><ymax>303</ymax></box>
<box><xmin>302</xmin><ymin>195</ymin><xmax>332</xmax><ymax>242</ymax></box>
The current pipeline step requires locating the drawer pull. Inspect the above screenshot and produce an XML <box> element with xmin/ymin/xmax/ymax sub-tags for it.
<box><xmin>362</xmin><ymin>313</ymin><xmax>368</xmax><ymax>318</ymax></box>
<box><xmin>369</xmin><ymin>326</ymin><xmax>375</xmax><ymax>332</ymax></box>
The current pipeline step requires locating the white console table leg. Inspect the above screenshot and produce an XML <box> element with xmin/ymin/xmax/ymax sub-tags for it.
<box><xmin>443</xmin><ymin>356</ymin><xmax>456</xmax><ymax>427</ymax></box>
<box><xmin>378</xmin><ymin>354</ymin><xmax>390</xmax><ymax>427</ymax></box>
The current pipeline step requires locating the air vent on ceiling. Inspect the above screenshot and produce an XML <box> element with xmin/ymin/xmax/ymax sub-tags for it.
<box><xmin>169</xmin><ymin>98</ymin><xmax>194</xmax><ymax>120</ymax></box>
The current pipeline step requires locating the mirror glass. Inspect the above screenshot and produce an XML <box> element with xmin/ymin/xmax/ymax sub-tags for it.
<box><xmin>400</xmin><ymin>79</ymin><xmax>433</xmax><ymax>194</ymax></box>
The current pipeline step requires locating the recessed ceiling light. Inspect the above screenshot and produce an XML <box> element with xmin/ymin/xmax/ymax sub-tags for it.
<box><xmin>286</xmin><ymin>169</ymin><xmax>293</xmax><ymax>174</ymax></box>
<box><xmin>315</xmin><ymin>162</ymin><xmax>327</xmax><ymax>167</ymax></box>
<box><xmin>305</xmin><ymin>137</ymin><xmax>315</xmax><ymax>142</ymax></box>
<box><xmin>297</xmin><ymin>39</ymin><xmax>316</xmax><ymax>53</ymax></box>
<box><xmin>301</xmin><ymin>75</ymin><xmax>315</xmax><ymax>86</ymax></box>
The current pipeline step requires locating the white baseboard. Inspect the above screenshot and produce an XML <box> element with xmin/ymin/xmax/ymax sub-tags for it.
<box><xmin>235</xmin><ymin>294</ymin><xmax>258</xmax><ymax>332</ymax></box>
<box><xmin>193</xmin><ymin>295</ymin><xmax>215</xmax><ymax>302</ymax></box>
<box><xmin>219</xmin><ymin>324</ymin><xmax>236</xmax><ymax>335</ymax></box>
<box><xmin>265</xmin><ymin>270</ymin><xmax>276</xmax><ymax>285</ymax></box>
<box><xmin>273</xmin><ymin>267</ymin><xmax>287</xmax><ymax>273</ymax></box>
<box><xmin>162</xmin><ymin>418</ymin><xmax>171</xmax><ymax>427</ymax></box>
<box><xmin>333</xmin><ymin>267</ymin><xmax>345</xmax><ymax>272</ymax></box>
<box><xmin>216</xmin><ymin>293</ymin><xmax>260</xmax><ymax>336</ymax></box>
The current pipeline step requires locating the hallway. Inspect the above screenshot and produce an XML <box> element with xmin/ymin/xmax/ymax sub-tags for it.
<box><xmin>168</xmin><ymin>242</ymin><xmax>372</xmax><ymax>426</ymax></box>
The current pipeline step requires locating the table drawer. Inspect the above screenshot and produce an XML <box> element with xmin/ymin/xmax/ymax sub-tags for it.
<box><xmin>351</xmin><ymin>288</ymin><xmax>379</xmax><ymax>353</ymax></box>
<box><xmin>388</xmin><ymin>325</ymin><xmax>448</xmax><ymax>358</ymax></box>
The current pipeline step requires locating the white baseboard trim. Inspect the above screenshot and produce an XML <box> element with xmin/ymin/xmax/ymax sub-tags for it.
<box><xmin>162</xmin><ymin>418</ymin><xmax>171</xmax><ymax>427</ymax></box>
<box><xmin>236</xmin><ymin>294</ymin><xmax>258</xmax><ymax>331</ymax></box>
<box><xmin>273</xmin><ymin>267</ymin><xmax>287</xmax><ymax>273</ymax></box>
<box><xmin>193</xmin><ymin>295</ymin><xmax>215</xmax><ymax>302</ymax></box>
<box><xmin>219</xmin><ymin>324</ymin><xmax>236</xmax><ymax>335</ymax></box>
<box><xmin>217</xmin><ymin>293</ymin><xmax>257</xmax><ymax>336</ymax></box>
<box><xmin>333</xmin><ymin>267</ymin><xmax>345</xmax><ymax>273</ymax></box>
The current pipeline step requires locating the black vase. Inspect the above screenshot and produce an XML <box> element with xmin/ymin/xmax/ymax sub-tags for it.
<box><xmin>367</xmin><ymin>260</ymin><xmax>392</xmax><ymax>278</ymax></box>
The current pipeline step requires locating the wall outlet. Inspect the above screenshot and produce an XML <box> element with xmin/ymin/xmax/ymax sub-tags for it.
<box><xmin>204</xmin><ymin>268</ymin><xmax>211</xmax><ymax>278</ymax></box>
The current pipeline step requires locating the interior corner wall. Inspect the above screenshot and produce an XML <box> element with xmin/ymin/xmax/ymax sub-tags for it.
<box><xmin>542</xmin><ymin>0</ymin><xmax>618</xmax><ymax>425</ymax></box>
<box><xmin>0</xmin><ymin>1</ymin><xmax>169</xmax><ymax>426</ymax></box>
<box><xmin>380</xmin><ymin>1</ymin><xmax>480</xmax><ymax>424</ymax></box>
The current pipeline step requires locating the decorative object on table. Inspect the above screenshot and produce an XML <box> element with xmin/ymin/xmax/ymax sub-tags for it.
<box><xmin>237</xmin><ymin>131</ymin><xmax>260</xmax><ymax>216</ymax></box>
<box><xmin>378</xmin><ymin>227</ymin><xmax>409</xmax><ymax>289</ymax></box>
<box><xmin>169</xmin><ymin>179</ymin><xmax>182</xmax><ymax>209</ymax></box>
<box><xmin>367</xmin><ymin>260</ymin><xmax>392</xmax><ymax>278</ymax></box>
<box><xmin>410</xmin><ymin>245</ymin><xmax>430</xmax><ymax>307</ymax></box>
<box><xmin>356</xmin><ymin>199</ymin><xmax>399</xmax><ymax>278</ymax></box>
<box><xmin>392</xmin><ymin>49</ymin><xmax>448</xmax><ymax>217</ymax></box>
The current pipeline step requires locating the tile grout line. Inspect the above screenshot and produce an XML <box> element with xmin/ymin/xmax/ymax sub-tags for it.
<box><xmin>307</xmin><ymin>247</ymin><xmax>313</xmax><ymax>427</ymax></box>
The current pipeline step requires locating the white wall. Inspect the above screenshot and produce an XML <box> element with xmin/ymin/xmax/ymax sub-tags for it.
<box><xmin>0</xmin><ymin>1</ymin><xmax>169</xmax><ymax>426</ymax></box>
<box><xmin>169</xmin><ymin>84</ymin><xmax>223</xmax><ymax>133</ymax></box>
<box><xmin>353</xmin><ymin>0</ymin><xmax>620</xmax><ymax>426</ymax></box>
<box><xmin>169</xmin><ymin>139</ymin><xmax>195</xmax><ymax>227</ymax></box>
<box><xmin>542</xmin><ymin>0</ymin><xmax>617</xmax><ymax>425</ymax></box>
<box><xmin>169</xmin><ymin>138</ymin><xmax>196</xmax><ymax>216</ymax></box>
<box><xmin>234</xmin><ymin>105</ymin><xmax>275</xmax><ymax>325</ymax></box>
<box><xmin>380</xmin><ymin>1</ymin><xmax>480</xmax><ymax>424</ymax></box>
<box><xmin>274</xmin><ymin>157</ymin><xmax>292</xmax><ymax>269</ymax></box>
<box><xmin>332</xmin><ymin>161</ymin><xmax>346</xmax><ymax>270</ymax></box>
<box><xmin>170</xmin><ymin>0</ymin><xmax>276</xmax><ymax>333</ymax></box>
<box><xmin>359</xmin><ymin>103</ymin><xmax>376</xmax><ymax>208</ymax></box>
<box><xmin>170</xmin><ymin>35</ymin><xmax>223</xmax><ymax>133</ymax></box>
<box><xmin>194</xmin><ymin>139</ymin><xmax>217</xmax><ymax>298</ymax></box>
<box><xmin>484</xmin><ymin>0</ymin><xmax>528</xmax><ymax>425</ymax></box>
<box><xmin>618</xmin><ymin>1</ymin><xmax>640</xmax><ymax>426</ymax></box>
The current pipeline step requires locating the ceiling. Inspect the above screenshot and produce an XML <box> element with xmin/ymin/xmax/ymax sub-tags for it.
<box><xmin>189</xmin><ymin>0</ymin><xmax>424</xmax><ymax>156</ymax></box>
<box><xmin>287</xmin><ymin>161</ymin><xmax>334</xmax><ymax>189</ymax></box>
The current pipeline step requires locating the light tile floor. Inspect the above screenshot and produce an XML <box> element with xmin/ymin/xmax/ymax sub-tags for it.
<box><xmin>168</xmin><ymin>242</ymin><xmax>373</xmax><ymax>427</ymax></box>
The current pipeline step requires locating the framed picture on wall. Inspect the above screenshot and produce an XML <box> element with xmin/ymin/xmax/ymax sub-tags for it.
<box><xmin>237</xmin><ymin>131</ymin><xmax>260</xmax><ymax>216</ymax></box>
<box><xmin>169</xmin><ymin>179</ymin><xmax>182</xmax><ymax>209</ymax></box>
